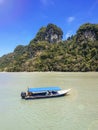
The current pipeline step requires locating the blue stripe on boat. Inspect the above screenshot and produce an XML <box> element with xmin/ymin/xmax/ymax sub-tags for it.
<box><xmin>28</xmin><ymin>87</ymin><xmax>61</xmax><ymax>92</ymax></box>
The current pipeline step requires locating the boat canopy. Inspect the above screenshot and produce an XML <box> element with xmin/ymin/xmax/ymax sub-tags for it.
<box><xmin>28</xmin><ymin>87</ymin><xmax>61</xmax><ymax>93</ymax></box>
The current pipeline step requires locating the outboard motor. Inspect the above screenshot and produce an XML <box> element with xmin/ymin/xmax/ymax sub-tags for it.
<box><xmin>21</xmin><ymin>92</ymin><xmax>26</xmax><ymax>99</ymax></box>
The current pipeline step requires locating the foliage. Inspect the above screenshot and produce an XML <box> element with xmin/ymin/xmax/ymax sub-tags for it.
<box><xmin>76</xmin><ymin>23</ymin><xmax>98</xmax><ymax>41</ymax></box>
<box><xmin>0</xmin><ymin>23</ymin><xmax>98</xmax><ymax>72</ymax></box>
<box><xmin>33</xmin><ymin>27</ymin><xmax>46</xmax><ymax>42</ymax></box>
<box><xmin>46</xmin><ymin>23</ymin><xmax>63</xmax><ymax>36</ymax></box>
<box><xmin>33</xmin><ymin>23</ymin><xmax>63</xmax><ymax>43</ymax></box>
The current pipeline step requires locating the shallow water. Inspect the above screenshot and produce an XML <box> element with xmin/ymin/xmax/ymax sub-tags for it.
<box><xmin>0</xmin><ymin>72</ymin><xmax>98</xmax><ymax>130</ymax></box>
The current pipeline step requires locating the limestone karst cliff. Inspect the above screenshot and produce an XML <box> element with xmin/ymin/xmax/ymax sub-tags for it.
<box><xmin>33</xmin><ymin>23</ymin><xmax>63</xmax><ymax>43</ymax></box>
<box><xmin>0</xmin><ymin>23</ymin><xmax>98</xmax><ymax>72</ymax></box>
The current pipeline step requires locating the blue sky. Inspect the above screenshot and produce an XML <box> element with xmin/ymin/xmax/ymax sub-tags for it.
<box><xmin>0</xmin><ymin>0</ymin><xmax>98</xmax><ymax>57</ymax></box>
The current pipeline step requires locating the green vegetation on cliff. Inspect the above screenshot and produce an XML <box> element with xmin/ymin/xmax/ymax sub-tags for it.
<box><xmin>0</xmin><ymin>23</ymin><xmax>98</xmax><ymax>72</ymax></box>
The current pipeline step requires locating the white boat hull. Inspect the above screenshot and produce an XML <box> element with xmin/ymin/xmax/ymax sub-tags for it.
<box><xmin>24</xmin><ymin>89</ymin><xmax>71</xmax><ymax>100</ymax></box>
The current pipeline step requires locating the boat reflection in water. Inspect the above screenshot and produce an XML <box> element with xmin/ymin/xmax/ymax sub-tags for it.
<box><xmin>21</xmin><ymin>87</ymin><xmax>71</xmax><ymax>100</ymax></box>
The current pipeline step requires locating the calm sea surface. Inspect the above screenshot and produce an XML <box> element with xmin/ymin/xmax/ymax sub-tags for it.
<box><xmin>0</xmin><ymin>72</ymin><xmax>98</xmax><ymax>130</ymax></box>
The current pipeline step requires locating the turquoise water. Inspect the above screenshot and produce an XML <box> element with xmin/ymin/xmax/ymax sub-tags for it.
<box><xmin>0</xmin><ymin>72</ymin><xmax>98</xmax><ymax>130</ymax></box>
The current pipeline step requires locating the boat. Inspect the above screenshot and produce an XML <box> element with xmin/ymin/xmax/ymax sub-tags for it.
<box><xmin>21</xmin><ymin>87</ymin><xmax>71</xmax><ymax>100</ymax></box>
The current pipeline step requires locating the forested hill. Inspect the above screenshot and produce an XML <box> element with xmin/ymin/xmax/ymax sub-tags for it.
<box><xmin>0</xmin><ymin>23</ymin><xmax>98</xmax><ymax>72</ymax></box>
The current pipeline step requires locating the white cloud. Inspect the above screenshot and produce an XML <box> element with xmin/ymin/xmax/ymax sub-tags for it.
<box><xmin>67</xmin><ymin>16</ymin><xmax>75</xmax><ymax>23</ymax></box>
<box><xmin>65</xmin><ymin>31</ymin><xmax>72</xmax><ymax>39</ymax></box>
<box><xmin>40</xmin><ymin>0</ymin><xmax>54</xmax><ymax>6</ymax></box>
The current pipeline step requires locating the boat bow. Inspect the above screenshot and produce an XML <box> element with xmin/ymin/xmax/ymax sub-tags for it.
<box><xmin>58</xmin><ymin>89</ymin><xmax>71</xmax><ymax>95</ymax></box>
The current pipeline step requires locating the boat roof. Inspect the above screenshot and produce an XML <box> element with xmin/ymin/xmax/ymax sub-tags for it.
<box><xmin>28</xmin><ymin>87</ymin><xmax>61</xmax><ymax>93</ymax></box>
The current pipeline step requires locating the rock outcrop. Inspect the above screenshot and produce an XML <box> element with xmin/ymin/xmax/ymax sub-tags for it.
<box><xmin>45</xmin><ymin>24</ymin><xmax>63</xmax><ymax>43</ymax></box>
<box><xmin>0</xmin><ymin>22</ymin><xmax>98</xmax><ymax>72</ymax></box>
<box><xmin>34</xmin><ymin>23</ymin><xmax>63</xmax><ymax>43</ymax></box>
<box><xmin>76</xmin><ymin>23</ymin><xmax>98</xmax><ymax>43</ymax></box>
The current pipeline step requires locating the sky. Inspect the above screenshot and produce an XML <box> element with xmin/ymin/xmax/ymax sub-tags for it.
<box><xmin>0</xmin><ymin>0</ymin><xmax>98</xmax><ymax>57</ymax></box>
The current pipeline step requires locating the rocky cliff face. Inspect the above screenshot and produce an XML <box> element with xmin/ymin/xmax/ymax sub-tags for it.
<box><xmin>0</xmin><ymin>22</ymin><xmax>98</xmax><ymax>72</ymax></box>
<box><xmin>33</xmin><ymin>23</ymin><xmax>63</xmax><ymax>43</ymax></box>
<box><xmin>76</xmin><ymin>23</ymin><xmax>98</xmax><ymax>43</ymax></box>
<box><xmin>45</xmin><ymin>24</ymin><xmax>63</xmax><ymax>43</ymax></box>
<box><xmin>83</xmin><ymin>30</ymin><xmax>96</xmax><ymax>41</ymax></box>
<box><xmin>76</xmin><ymin>30</ymin><xmax>96</xmax><ymax>43</ymax></box>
